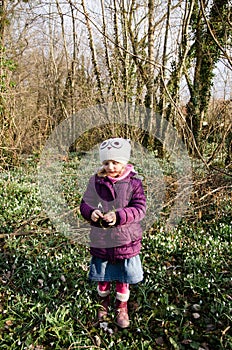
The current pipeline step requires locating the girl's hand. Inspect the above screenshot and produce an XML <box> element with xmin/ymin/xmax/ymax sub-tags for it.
<box><xmin>103</xmin><ymin>211</ymin><xmax>116</xmax><ymax>226</ymax></box>
<box><xmin>91</xmin><ymin>209</ymin><xmax>104</xmax><ymax>222</ymax></box>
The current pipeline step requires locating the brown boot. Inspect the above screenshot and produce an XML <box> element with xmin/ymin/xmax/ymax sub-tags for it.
<box><xmin>98</xmin><ymin>294</ymin><xmax>110</xmax><ymax>321</ymax></box>
<box><xmin>115</xmin><ymin>299</ymin><xmax>130</xmax><ymax>328</ymax></box>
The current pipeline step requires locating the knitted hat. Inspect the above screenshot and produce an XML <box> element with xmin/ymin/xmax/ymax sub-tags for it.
<box><xmin>99</xmin><ymin>138</ymin><xmax>131</xmax><ymax>165</ymax></box>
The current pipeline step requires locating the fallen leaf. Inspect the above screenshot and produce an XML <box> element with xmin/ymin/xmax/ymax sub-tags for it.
<box><xmin>181</xmin><ymin>339</ymin><xmax>192</xmax><ymax>344</ymax></box>
<box><xmin>192</xmin><ymin>304</ymin><xmax>201</xmax><ymax>311</ymax></box>
<box><xmin>156</xmin><ymin>337</ymin><xmax>165</xmax><ymax>346</ymax></box>
<box><xmin>200</xmin><ymin>342</ymin><xmax>210</xmax><ymax>350</ymax></box>
<box><xmin>205</xmin><ymin>324</ymin><xmax>216</xmax><ymax>332</ymax></box>
<box><xmin>94</xmin><ymin>335</ymin><xmax>101</xmax><ymax>347</ymax></box>
<box><xmin>37</xmin><ymin>279</ymin><xmax>44</xmax><ymax>288</ymax></box>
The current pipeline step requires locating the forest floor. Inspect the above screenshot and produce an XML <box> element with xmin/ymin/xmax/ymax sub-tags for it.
<box><xmin>0</xmin><ymin>156</ymin><xmax>231</xmax><ymax>349</ymax></box>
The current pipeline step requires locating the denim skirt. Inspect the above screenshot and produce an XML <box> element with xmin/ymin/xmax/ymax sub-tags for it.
<box><xmin>88</xmin><ymin>254</ymin><xmax>143</xmax><ymax>284</ymax></box>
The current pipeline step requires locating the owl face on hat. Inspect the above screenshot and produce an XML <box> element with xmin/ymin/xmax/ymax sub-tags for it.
<box><xmin>99</xmin><ymin>138</ymin><xmax>131</xmax><ymax>164</ymax></box>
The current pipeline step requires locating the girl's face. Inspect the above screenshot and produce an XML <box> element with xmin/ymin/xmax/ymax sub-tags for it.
<box><xmin>102</xmin><ymin>160</ymin><xmax>125</xmax><ymax>177</ymax></box>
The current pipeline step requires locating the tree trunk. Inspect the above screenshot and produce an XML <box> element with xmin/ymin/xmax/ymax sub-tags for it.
<box><xmin>144</xmin><ymin>0</ymin><xmax>155</xmax><ymax>145</ymax></box>
<box><xmin>159</xmin><ymin>0</ymin><xmax>171</xmax><ymax>120</ymax></box>
<box><xmin>81</xmin><ymin>0</ymin><xmax>104</xmax><ymax>104</ymax></box>
<box><xmin>185</xmin><ymin>0</ymin><xmax>229</xmax><ymax>156</ymax></box>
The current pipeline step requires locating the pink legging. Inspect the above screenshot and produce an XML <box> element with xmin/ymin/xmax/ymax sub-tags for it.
<box><xmin>98</xmin><ymin>281</ymin><xmax>129</xmax><ymax>294</ymax></box>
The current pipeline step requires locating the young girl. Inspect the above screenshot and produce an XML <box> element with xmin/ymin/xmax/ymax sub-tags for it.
<box><xmin>80</xmin><ymin>137</ymin><xmax>146</xmax><ymax>328</ymax></box>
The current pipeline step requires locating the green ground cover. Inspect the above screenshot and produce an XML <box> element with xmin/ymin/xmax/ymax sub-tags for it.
<box><xmin>0</xmin><ymin>159</ymin><xmax>231</xmax><ymax>349</ymax></box>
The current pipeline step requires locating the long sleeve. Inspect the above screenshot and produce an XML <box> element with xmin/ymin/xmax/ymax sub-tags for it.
<box><xmin>115</xmin><ymin>178</ymin><xmax>146</xmax><ymax>225</ymax></box>
<box><xmin>80</xmin><ymin>176</ymin><xmax>97</xmax><ymax>221</ymax></box>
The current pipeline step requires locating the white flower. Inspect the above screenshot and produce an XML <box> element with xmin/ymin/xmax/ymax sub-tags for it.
<box><xmin>60</xmin><ymin>275</ymin><xmax>66</xmax><ymax>282</ymax></box>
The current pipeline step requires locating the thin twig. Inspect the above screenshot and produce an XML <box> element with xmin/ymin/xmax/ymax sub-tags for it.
<box><xmin>199</xmin><ymin>185</ymin><xmax>232</xmax><ymax>202</ymax></box>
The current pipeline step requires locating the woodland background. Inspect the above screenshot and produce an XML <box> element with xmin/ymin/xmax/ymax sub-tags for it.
<box><xmin>0</xmin><ymin>0</ymin><xmax>231</xmax><ymax>164</ymax></box>
<box><xmin>0</xmin><ymin>1</ymin><xmax>232</xmax><ymax>349</ymax></box>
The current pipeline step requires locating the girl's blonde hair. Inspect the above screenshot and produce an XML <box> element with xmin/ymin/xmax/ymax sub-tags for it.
<box><xmin>97</xmin><ymin>164</ymin><xmax>126</xmax><ymax>177</ymax></box>
<box><xmin>97</xmin><ymin>167</ymin><xmax>107</xmax><ymax>177</ymax></box>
